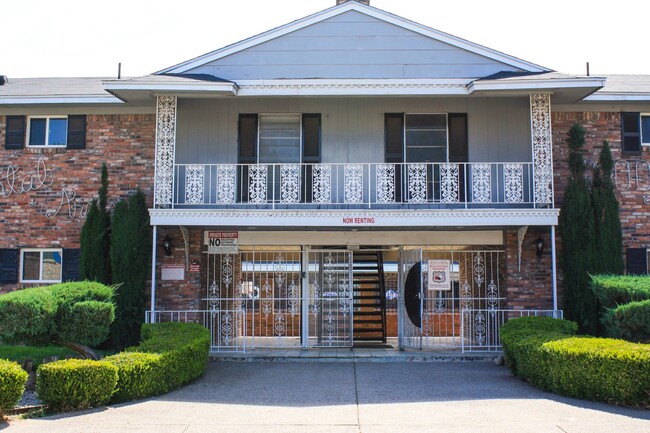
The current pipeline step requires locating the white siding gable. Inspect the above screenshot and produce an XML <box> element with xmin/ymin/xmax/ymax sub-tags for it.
<box><xmin>184</xmin><ymin>11</ymin><xmax>526</xmax><ymax>80</ymax></box>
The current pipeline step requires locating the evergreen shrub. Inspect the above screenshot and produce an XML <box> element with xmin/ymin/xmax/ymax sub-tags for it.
<box><xmin>602</xmin><ymin>300</ymin><xmax>650</xmax><ymax>343</ymax></box>
<box><xmin>590</xmin><ymin>275</ymin><xmax>650</xmax><ymax>308</ymax></box>
<box><xmin>0</xmin><ymin>282</ymin><xmax>115</xmax><ymax>347</ymax></box>
<box><xmin>501</xmin><ymin>316</ymin><xmax>650</xmax><ymax>408</ymax></box>
<box><xmin>36</xmin><ymin>359</ymin><xmax>118</xmax><ymax>412</ymax></box>
<box><xmin>0</xmin><ymin>359</ymin><xmax>28</xmax><ymax>417</ymax></box>
<box><xmin>105</xmin><ymin>322</ymin><xmax>210</xmax><ymax>403</ymax></box>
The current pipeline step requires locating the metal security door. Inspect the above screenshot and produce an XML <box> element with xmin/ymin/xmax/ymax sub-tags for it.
<box><xmin>304</xmin><ymin>250</ymin><xmax>353</xmax><ymax>348</ymax></box>
<box><xmin>398</xmin><ymin>248</ymin><xmax>423</xmax><ymax>349</ymax></box>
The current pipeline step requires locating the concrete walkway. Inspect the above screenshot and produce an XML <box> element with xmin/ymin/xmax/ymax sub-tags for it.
<box><xmin>3</xmin><ymin>362</ymin><xmax>649</xmax><ymax>433</ymax></box>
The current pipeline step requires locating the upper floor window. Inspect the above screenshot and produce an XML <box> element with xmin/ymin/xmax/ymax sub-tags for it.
<box><xmin>258</xmin><ymin>114</ymin><xmax>301</xmax><ymax>164</ymax></box>
<box><xmin>27</xmin><ymin>116</ymin><xmax>68</xmax><ymax>147</ymax></box>
<box><xmin>621</xmin><ymin>112</ymin><xmax>650</xmax><ymax>155</ymax></box>
<box><xmin>4</xmin><ymin>115</ymin><xmax>86</xmax><ymax>150</ymax></box>
<box><xmin>20</xmin><ymin>248</ymin><xmax>63</xmax><ymax>283</ymax></box>
<box><xmin>404</xmin><ymin>114</ymin><xmax>448</xmax><ymax>163</ymax></box>
<box><xmin>385</xmin><ymin>112</ymin><xmax>467</xmax><ymax>164</ymax></box>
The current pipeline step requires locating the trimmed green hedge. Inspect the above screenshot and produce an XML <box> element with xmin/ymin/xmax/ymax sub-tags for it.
<box><xmin>0</xmin><ymin>345</ymin><xmax>76</xmax><ymax>370</ymax></box>
<box><xmin>0</xmin><ymin>282</ymin><xmax>115</xmax><ymax>346</ymax></box>
<box><xmin>106</xmin><ymin>322</ymin><xmax>210</xmax><ymax>402</ymax></box>
<box><xmin>0</xmin><ymin>359</ymin><xmax>28</xmax><ymax>417</ymax></box>
<box><xmin>543</xmin><ymin>337</ymin><xmax>650</xmax><ymax>405</ymax></box>
<box><xmin>35</xmin><ymin>323</ymin><xmax>210</xmax><ymax>411</ymax></box>
<box><xmin>501</xmin><ymin>316</ymin><xmax>650</xmax><ymax>407</ymax></box>
<box><xmin>602</xmin><ymin>300</ymin><xmax>650</xmax><ymax>343</ymax></box>
<box><xmin>590</xmin><ymin>275</ymin><xmax>650</xmax><ymax>308</ymax></box>
<box><xmin>36</xmin><ymin>359</ymin><xmax>118</xmax><ymax>412</ymax></box>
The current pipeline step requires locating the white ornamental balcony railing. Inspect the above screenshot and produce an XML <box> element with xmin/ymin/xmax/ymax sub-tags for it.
<box><xmin>165</xmin><ymin>162</ymin><xmax>551</xmax><ymax>209</ymax></box>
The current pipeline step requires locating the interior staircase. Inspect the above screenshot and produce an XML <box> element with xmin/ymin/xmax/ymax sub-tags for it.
<box><xmin>352</xmin><ymin>249</ymin><xmax>387</xmax><ymax>344</ymax></box>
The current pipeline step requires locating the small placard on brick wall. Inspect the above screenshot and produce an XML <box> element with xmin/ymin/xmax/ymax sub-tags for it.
<box><xmin>189</xmin><ymin>264</ymin><xmax>200</xmax><ymax>273</ymax></box>
<box><xmin>161</xmin><ymin>264</ymin><xmax>185</xmax><ymax>280</ymax></box>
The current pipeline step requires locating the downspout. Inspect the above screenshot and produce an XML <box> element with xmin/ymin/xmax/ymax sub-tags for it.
<box><xmin>150</xmin><ymin>225</ymin><xmax>158</xmax><ymax>323</ymax></box>
<box><xmin>551</xmin><ymin>225</ymin><xmax>558</xmax><ymax>313</ymax></box>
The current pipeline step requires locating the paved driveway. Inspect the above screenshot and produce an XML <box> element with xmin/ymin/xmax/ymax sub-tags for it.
<box><xmin>3</xmin><ymin>361</ymin><xmax>650</xmax><ymax>433</ymax></box>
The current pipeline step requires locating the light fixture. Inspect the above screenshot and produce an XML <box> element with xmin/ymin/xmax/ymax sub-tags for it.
<box><xmin>535</xmin><ymin>235</ymin><xmax>544</xmax><ymax>259</ymax></box>
<box><xmin>163</xmin><ymin>235</ymin><xmax>172</xmax><ymax>256</ymax></box>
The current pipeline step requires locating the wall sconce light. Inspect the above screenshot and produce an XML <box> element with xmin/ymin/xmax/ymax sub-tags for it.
<box><xmin>162</xmin><ymin>235</ymin><xmax>173</xmax><ymax>256</ymax></box>
<box><xmin>535</xmin><ymin>235</ymin><xmax>544</xmax><ymax>259</ymax></box>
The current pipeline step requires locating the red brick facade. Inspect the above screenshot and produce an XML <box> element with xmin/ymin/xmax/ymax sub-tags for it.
<box><xmin>0</xmin><ymin>114</ymin><xmax>155</xmax><ymax>291</ymax></box>
<box><xmin>552</xmin><ymin>111</ymin><xmax>650</xmax><ymax>274</ymax></box>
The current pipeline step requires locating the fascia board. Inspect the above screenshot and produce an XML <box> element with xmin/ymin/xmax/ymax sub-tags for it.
<box><xmin>584</xmin><ymin>93</ymin><xmax>650</xmax><ymax>102</ymax></box>
<box><xmin>0</xmin><ymin>96</ymin><xmax>123</xmax><ymax>105</ymax></box>
<box><xmin>468</xmin><ymin>78</ymin><xmax>606</xmax><ymax>93</ymax></box>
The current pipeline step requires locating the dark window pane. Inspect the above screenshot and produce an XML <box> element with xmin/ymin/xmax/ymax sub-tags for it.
<box><xmin>48</xmin><ymin>118</ymin><xmax>67</xmax><ymax>146</ymax></box>
<box><xmin>405</xmin><ymin>114</ymin><xmax>446</xmax><ymax>129</ymax></box>
<box><xmin>302</xmin><ymin>114</ymin><xmax>321</xmax><ymax>163</ymax></box>
<box><xmin>406</xmin><ymin>147</ymin><xmax>447</xmax><ymax>163</ymax></box>
<box><xmin>642</xmin><ymin>116</ymin><xmax>650</xmax><ymax>144</ymax></box>
<box><xmin>385</xmin><ymin>113</ymin><xmax>404</xmax><ymax>163</ymax></box>
<box><xmin>22</xmin><ymin>251</ymin><xmax>40</xmax><ymax>280</ymax></box>
<box><xmin>406</xmin><ymin>131</ymin><xmax>447</xmax><ymax>147</ymax></box>
<box><xmin>29</xmin><ymin>119</ymin><xmax>46</xmax><ymax>146</ymax></box>
<box><xmin>623</xmin><ymin>136</ymin><xmax>641</xmax><ymax>153</ymax></box>
<box><xmin>622</xmin><ymin>113</ymin><xmax>640</xmax><ymax>133</ymax></box>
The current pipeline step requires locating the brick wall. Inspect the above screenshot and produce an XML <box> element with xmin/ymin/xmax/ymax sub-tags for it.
<box><xmin>0</xmin><ymin>114</ymin><xmax>155</xmax><ymax>291</ymax></box>
<box><xmin>552</xmin><ymin>111</ymin><xmax>650</xmax><ymax>271</ymax></box>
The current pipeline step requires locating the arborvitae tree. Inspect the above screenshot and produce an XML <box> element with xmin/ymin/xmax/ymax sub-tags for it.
<box><xmin>80</xmin><ymin>164</ymin><xmax>111</xmax><ymax>284</ymax></box>
<box><xmin>592</xmin><ymin>140</ymin><xmax>624</xmax><ymax>274</ymax></box>
<box><xmin>559</xmin><ymin>123</ymin><xmax>599</xmax><ymax>333</ymax></box>
<box><xmin>110</xmin><ymin>190</ymin><xmax>151</xmax><ymax>349</ymax></box>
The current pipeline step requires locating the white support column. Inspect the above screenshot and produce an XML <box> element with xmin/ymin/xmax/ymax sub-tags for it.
<box><xmin>530</xmin><ymin>94</ymin><xmax>554</xmax><ymax>206</ymax></box>
<box><xmin>301</xmin><ymin>247</ymin><xmax>309</xmax><ymax>349</ymax></box>
<box><xmin>150</xmin><ymin>225</ymin><xmax>158</xmax><ymax>323</ymax></box>
<box><xmin>153</xmin><ymin>96</ymin><xmax>177</xmax><ymax>207</ymax></box>
<box><xmin>551</xmin><ymin>225</ymin><xmax>558</xmax><ymax>312</ymax></box>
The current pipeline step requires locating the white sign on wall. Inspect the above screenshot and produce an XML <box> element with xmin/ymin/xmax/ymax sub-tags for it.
<box><xmin>161</xmin><ymin>264</ymin><xmax>185</xmax><ymax>281</ymax></box>
<box><xmin>427</xmin><ymin>260</ymin><xmax>451</xmax><ymax>291</ymax></box>
<box><xmin>204</xmin><ymin>231</ymin><xmax>239</xmax><ymax>254</ymax></box>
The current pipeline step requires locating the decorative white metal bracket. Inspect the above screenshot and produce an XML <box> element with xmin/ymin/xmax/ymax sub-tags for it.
<box><xmin>180</xmin><ymin>225</ymin><xmax>190</xmax><ymax>269</ymax></box>
<box><xmin>517</xmin><ymin>226</ymin><xmax>529</xmax><ymax>271</ymax></box>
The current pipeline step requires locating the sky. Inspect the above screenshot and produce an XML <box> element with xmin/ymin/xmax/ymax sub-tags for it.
<box><xmin>2</xmin><ymin>0</ymin><xmax>649</xmax><ymax>79</ymax></box>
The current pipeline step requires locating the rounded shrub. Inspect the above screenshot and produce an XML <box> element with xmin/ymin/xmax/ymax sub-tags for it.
<box><xmin>36</xmin><ymin>359</ymin><xmax>118</xmax><ymax>412</ymax></box>
<box><xmin>58</xmin><ymin>301</ymin><xmax>116</xmax><ymax>347</ymax></box>
<box><xmin>542</xmin><ymin>337</ymin><xmax>650</xmax><ymax>406</ymax></box>
<box><xmin>501</xmin><ymin>316</ymin><xmax>650</xmax><ymax>408</ymax></box>
<box><xmin>105</xmin><ymin>322</ymin><xmax>210</xmax><ymax>403</ymax></box>
<box><xmin>602</xmin><ymin>300</ymin><xmax>650</xmax><ymax>343</ymax></box>
<box><xmin>0</xmin><ymin>287</ymin><xmax>58</xmax><ymax>344</ymax></box>
<box><xmin>0</xmin><ymin>359</ymin><xmax>28</xmax><ymax>418</ymax></box>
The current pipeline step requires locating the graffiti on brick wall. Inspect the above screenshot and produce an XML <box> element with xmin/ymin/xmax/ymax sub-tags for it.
<box><xmin>615</xmin><ymin>159</ymin><xmax>650</xmax><ymax>204</ymax></box>
<box><xmin>0</xmin><ymin>157</ymin><xmax>88</xmax><ymax>219</ymax></box>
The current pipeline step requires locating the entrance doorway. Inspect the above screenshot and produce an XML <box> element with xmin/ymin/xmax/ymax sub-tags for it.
<box><xmin>203</xmin><ymin>245</ymin><xmax>505</xmax><ymax>352</ymax></box>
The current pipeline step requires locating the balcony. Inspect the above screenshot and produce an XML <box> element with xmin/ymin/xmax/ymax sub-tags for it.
<box><xmin>165</xmin><ymin>162</ymin><xmax>550</xmax><ymax>210</ymax></box>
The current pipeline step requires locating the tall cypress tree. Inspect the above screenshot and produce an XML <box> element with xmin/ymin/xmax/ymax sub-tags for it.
<box><xmin>80</xmin><ymin>163</ymin><xmax>111</xmax><ymax>284</ymax></box>
<box><xmin>559</xmin><ymin>123</ymin><xmax>598</xmax><ymax>333</ymax></box>
<box><xmin>110</xmin><ymin>190</ymin><xmax>151</xmax><ymax>349</ymax></box>
<box><xmin>592</xmin><ymin>140</ymin><xmax>624</xmax><ymax>274</ymax></box>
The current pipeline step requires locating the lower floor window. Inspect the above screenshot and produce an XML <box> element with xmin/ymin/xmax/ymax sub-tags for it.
<box><xmin>20</xmin><ymin>249</ymin><xmax>62</xmax><ymax>283</ymax></box>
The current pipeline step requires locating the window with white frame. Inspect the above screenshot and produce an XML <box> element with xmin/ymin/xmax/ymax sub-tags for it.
<box><xmin>20</xmin><ymin>249</ymin><xmax>63</xmax><ymax>283</ymax></box>
<box><xmin>27</xmin><ymin>116</ymin><xmax>68</xmax><ymax>147</ymax></box>
<box><xmin>404</xmin><ymin>114</ymin><xmax>448</xmax><ymax>162</ymax></box>
<box><xmin>258</xmin><ymin>114</ymin><xmax>302</xmax><ymax>163</ymax></box>
<box><xmin>642</xmin><ymin>114</ymin><xmax>650</xmax><ymax>146</ymax></box>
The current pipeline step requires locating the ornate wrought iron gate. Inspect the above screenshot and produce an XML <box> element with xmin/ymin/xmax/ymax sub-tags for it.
<box><xmin>398</xmin><ymin>247</ymin><xmax>505</xmax><ymax>350</ymax></box>
<box><xmin>205</xmin><ymin>249</ymin><xmax>352</xmax><ymax>351</ymax></box>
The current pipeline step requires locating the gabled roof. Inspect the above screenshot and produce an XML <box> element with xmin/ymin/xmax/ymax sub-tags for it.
<box><xmin>158</xmin><ymin>1</ymin><xmax>550</xmax><ymax>75</ymax></box>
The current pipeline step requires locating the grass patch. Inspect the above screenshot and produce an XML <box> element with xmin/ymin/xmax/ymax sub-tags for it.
<box><xmin>0</xmin><ymin>346</ymin><xmax>76</xmax><ymax>370</ymax></box>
